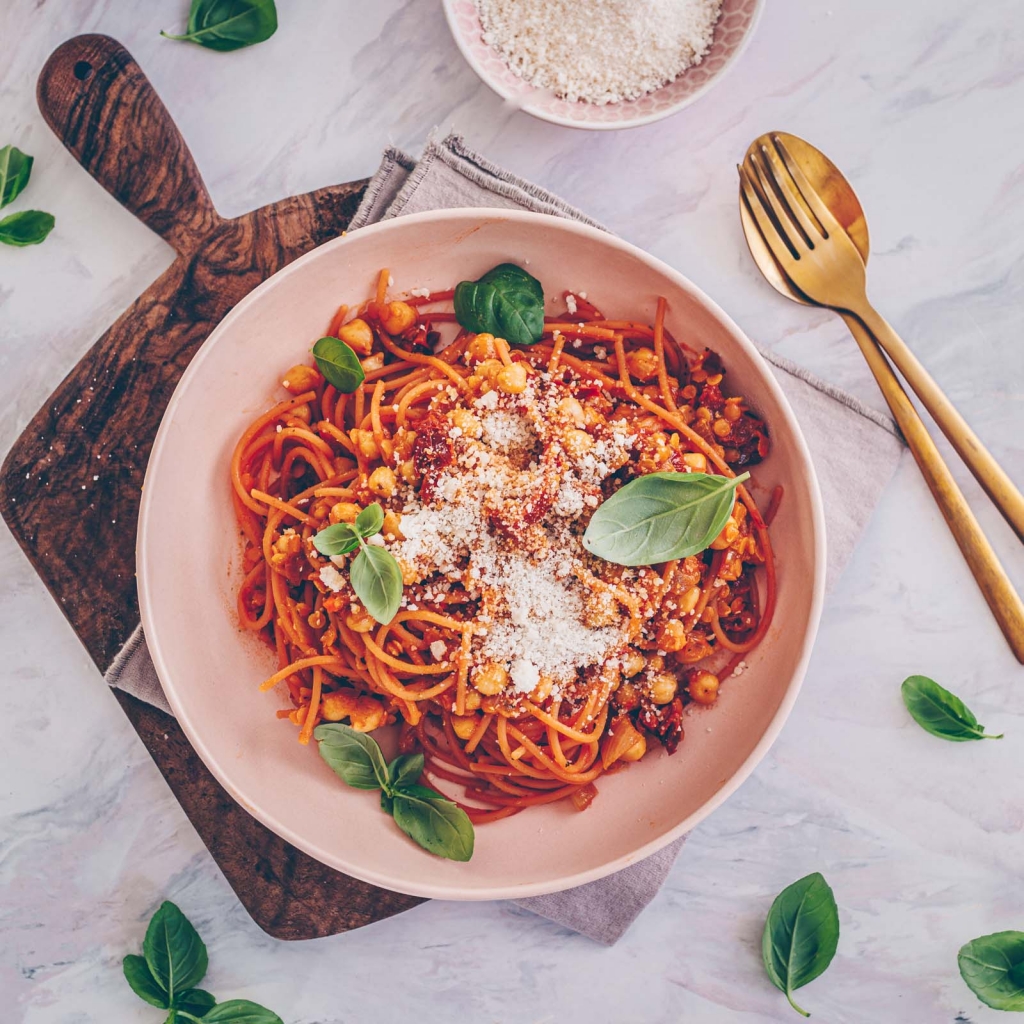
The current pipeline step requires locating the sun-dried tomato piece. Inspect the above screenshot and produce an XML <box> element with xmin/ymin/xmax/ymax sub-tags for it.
<box><xmin>637</xmin><ymin>695</ymin><xmax>685</xmax><ymax>754</ymax></box>
<box><xmin>412</xmin><ymin>414</ymin><xmax>454</xmax><ymax>503</ymax></box>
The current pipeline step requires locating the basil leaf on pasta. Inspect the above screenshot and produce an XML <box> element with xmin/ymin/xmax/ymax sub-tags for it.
<box><xmin>350</xmin><ymin>544</ymin><xmax>403</xmax><ymax>624</ymax></box>
<box><xmin>311</xmin><ymin>336</ymin><xmax>365</xmax><ymax>393</ymax></box>
<box><xmin>355</xmin><ymin>502</ymin><xmax>385</xmax><ymax>538</ymax></box>
<box><xmin>583</xmin><ymin>471</ymin><xmax>749</xmax><ymax>566</ymax></box>
<box><xmin>388</xmin><ymin>753</ymin><xmax>424</xmax><ymax>791</ymax></box>
<box><xmin>312</xmin><ymin>522</ymin><xmax>359</xmax><ymax>557</ymax></box>
<box><xmin>901</xmin><ymin>675</ymin><xmax>1002</xmax><ymax>742</ymax></box>
<box><xmin>391</xmin><ymin>785</ymin><xmax>474</xmax><ymax>862</ymax></box>
<box><xmin>454</xmin><ymin>263</ymin><xmax>544</xmax><ymax>347</ymax></box>
<box><xmin>314</xmin><ymin>723</ymin><xmax>389</xmax><ymax>791</ymax></box>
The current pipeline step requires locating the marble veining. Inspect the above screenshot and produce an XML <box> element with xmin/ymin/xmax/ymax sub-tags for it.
<box><xmin>2</xmin><ymin>0</ymin><xmax>1023</xmax><ymax>1021</ymax></box>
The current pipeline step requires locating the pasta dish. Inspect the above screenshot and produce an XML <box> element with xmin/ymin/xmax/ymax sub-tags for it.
<box><xmin>231</xmin><ymin>266</ymin><xmax>776</xmax><ymax>828</ymax></box>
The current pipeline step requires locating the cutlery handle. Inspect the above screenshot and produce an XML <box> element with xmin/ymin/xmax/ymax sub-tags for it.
<box><xmin>852</xmin><ymin>302</ymin><xmax>1024</xmax><ymax>546</ymax></box>
<box><xmin>37</xmin><ymin>34</ymin><xmax>223</xmax><ymax>255</ymax></box>
<box><xmin>841</xmin><ymin>311</ymin><xmax>1024</xmax><ymax>663</ymax></box>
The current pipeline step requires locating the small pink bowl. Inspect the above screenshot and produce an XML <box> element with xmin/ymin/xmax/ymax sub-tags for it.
<box><xmin>442</xmin><ymin>0</ymin><xmax>764</xmax><ymax>130</ymax></box>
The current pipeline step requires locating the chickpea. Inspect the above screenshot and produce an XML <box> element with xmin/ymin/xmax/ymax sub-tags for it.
<box><xmin>626</xmin><ymin>347</ymin><xmax>659</xmax><ymax>381</ymax></box>
<box><xmin>621</xmin><ymin>650</ymin><xmax>645</xmax><ymax>678</ymax></box>
<box><xmin>382</xmin><ymin>509</ymin><xmax>404</xmax><ymax>540</ymax></box>
<box><xmin>398</xmin><ymin>459</ymin><xmax>417</xmax><ymax>483</ymax></box>
<box><xmin>619</xmin><ymin>732</ymin><xmax>647</xmax><ymax>762</ymax></box>
<box><xmin>646</xmin><ymin>654</ymin><xmax>665</xmax><ymax>673</ymax></box>
<box><xmin>379</xmin><ymin>300</ymin><xmax>416</xmax><ymax>335</ymax></box>
<box><xmin>329</xmin><ymin>501</ymin><xmax>361</xmax><ymax>525</ymax></box>
<box><xmin>678</xmin><ymin>585</ymin><xmax>702</xmax><ymax>616</ymax></box>
<box><xmin>557</xmin><ymin>396</ymin><xmax>586</xmax><ymax>427</ymax></box>
<box><xmin>472</xmin><ymin>661</ymin><xmax>509</xmax><ymax>696</ymax></box>
<box><xmin>724</xmin><ymin>399</ymin><xmax>743</xmax><ymax>422</ymax></box>
<box><xmin>584</xmin><ymin>591</ymin><xmax>619</xmax><ymax>628</ymax></box>
<box><xmin>682</xmin><ymin>452</ymin><xmax>707</xmax><ymax>472</ymax></box>
<box><xmin>289</xmin><ymin>404</ymin><xmax>311</xmax><ymax>424</ymax></box>
<box><xmin>367</xmin><ymin>466</ymin><xmax>397</xmax><ymax>497</ymax></box>
<box><xmin>450</xmin><ymin>408</ymin><xmax>482</xmax><ymax>438</ymax></box>
<box><xmin>529</xmin><ymin>677</ymin><xmax>554</xmax><ymax>703</ymax></box>
<box><xmin>463</xmin><ymin>689</ymin><xmax>482</xmax><ymax>712</ymax></box>
<box><xmin>710</xmin><ymin>515</ymin><xmax>740</xmax><ymax>550</ymax></box>
<box><xmin>650</xmin><ymin>672</ymin><xmax>679</xmax><ymax>705</ymax></box>
<box><xmin>451</xmin><ymin>714</ymin><xmax>479</xmax><ymax>741</ymax></box>
<box><xmin>345</xmin><ymin>606</ymin><xmax>375</xmax><ymax>633</ymax></box>
<box><xmin>496</xmin><ymin>362</ymin><xmax>528</xmax><ymax>394</ymax></box>
<box><xmin>350</xmin><ymin>428</ymin><xmax>380</xmax><ymax>461</ymax></box>
<box><xmin>713</xmin><ymin>418</ymin><xmax>731</xmax><ymax>439</ymax></box>
<box><xmin>476</xmin><ymin>358</ymin><xmax>504</xmax><ymax>382</ymax></box>
<box><xmin>564</xmin><ymin>428</ymin><xmax>594</xmax><ymax>457</ymax></box>
<box><xmin>282</xmin><ymin>364</ymin><xmax>322</xmax><ymax>394</ymax></box>
<box><xmin>657</xmin><ymin>619</ymin><xmax>688</xmax><ymax>652</ymax></box>
<box><xmin>467</xmin><ymin>332</ymin><xmax>496</xmax><ymax>361</ymax></box>
<box><xmin>360</xmin><ymin>352</ymin><xmax>385</xmax><ymax>373</ymax></box>
<box><xmin>616</xmin><ymin>681</ymin><xmax>641</xmax><ymax>710</ymax></box>
<box><xmin>337</xmin><ymin>318</ymin><xmax>374</xmax><ymax>356</ymax></box>
<box><xmin>687</xmin><ymin>669</ymin><xmax>720</xmax><ymax>705</ymax></box>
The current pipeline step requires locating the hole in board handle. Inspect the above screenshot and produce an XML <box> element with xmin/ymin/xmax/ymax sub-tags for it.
<box><xmin>73</xmin><ymin>60</ymin><xmax>93</xmax><ymax>81</ymax></box>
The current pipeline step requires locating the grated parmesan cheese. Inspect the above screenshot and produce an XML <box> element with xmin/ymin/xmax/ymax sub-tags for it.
<box><xmin>475</xmin><ymin>0</ymin><xmax>723</xmax><ymax>105</ymax></box>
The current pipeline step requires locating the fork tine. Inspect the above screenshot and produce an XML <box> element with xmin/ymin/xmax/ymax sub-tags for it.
<box><xmin>737</xmin><ymin>164</ymin><xmax>799</xmax><ymax>270</ymax></box>
<box><xmin>747</xmin><ymin>150</ymin><xmax>812</xmax><ymax>256</ymax></box>
<box><xmin>752</xmin><ymin>145</ymin><xmax>820</xmax><ymax>247</ymax></box>
<box><xmin>770</xmin><ymin>135</ymin><xmax>843</xmax><ymax>239</ymax></box>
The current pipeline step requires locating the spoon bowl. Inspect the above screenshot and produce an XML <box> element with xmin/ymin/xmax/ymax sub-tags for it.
<box><xmin>739</xmin><ymin>131</ymin><xmax>869</xmax><ymax>303</ymax></box>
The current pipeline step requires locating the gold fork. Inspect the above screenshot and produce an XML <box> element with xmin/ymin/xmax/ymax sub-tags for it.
<box><xmin>739</xmin><ymin>136</ymin><xmax>1024</xmax><ymax>663</ymax></box>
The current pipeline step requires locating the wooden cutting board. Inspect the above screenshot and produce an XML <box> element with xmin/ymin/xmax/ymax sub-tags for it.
<box><xmin>0</xmin><ymin>34</ymin><xmax>425</xmax><ymax>939</ymax></box>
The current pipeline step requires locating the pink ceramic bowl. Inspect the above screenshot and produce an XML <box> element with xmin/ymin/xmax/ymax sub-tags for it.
<box><xmin>138</xmin><ymin>209</ymin><xmax>825</xmax><ymax>900</ymax></box>
<box><xmin>442</xmin><ymin>0</ymin><xmax>764</xmax><ymax>130</ymax></box>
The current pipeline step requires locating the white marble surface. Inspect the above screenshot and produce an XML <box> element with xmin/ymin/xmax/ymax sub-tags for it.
<box><xmin>2</xmin><ymin>0</ymin><xmax>1023</xmax><ymax>1020</ymax></box>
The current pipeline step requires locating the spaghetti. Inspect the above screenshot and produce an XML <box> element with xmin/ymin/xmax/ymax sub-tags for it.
<box><xmin>232</xmin><ymin>273</ymin><xmax>776</xmax><ymax>823</ymax></box>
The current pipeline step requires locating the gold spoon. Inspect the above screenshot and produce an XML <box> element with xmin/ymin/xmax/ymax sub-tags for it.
<box><xmin>739</xmin><ymin>131</ymin><xmax>1024</xmax><ymax>663</ymax></box>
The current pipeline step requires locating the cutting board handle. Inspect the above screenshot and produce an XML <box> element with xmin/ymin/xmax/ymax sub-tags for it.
<box><xmin>37</xmin><ymin>34</ymin><xmax>223</xmax><ymax>255</ymax></box>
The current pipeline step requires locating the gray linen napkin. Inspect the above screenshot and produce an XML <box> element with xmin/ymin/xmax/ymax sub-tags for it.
<box><xmin>106</xmin><ymin>134</ymin><xmax>904</xmax><ymax>944</ymax></box>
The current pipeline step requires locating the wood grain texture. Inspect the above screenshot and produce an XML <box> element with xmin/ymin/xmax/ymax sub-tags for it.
<box><xmin>0</xmin><ymin>34</ymin><xmax>425</xmax><ymax>939</ymax></box>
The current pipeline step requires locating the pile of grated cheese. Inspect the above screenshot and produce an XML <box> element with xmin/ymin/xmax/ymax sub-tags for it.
<box><xmin>475</xmin><ymin>0</ymin><xmax>723</xmax><ymax>105</ymax></box>
<box><xmin>390</xmin><ymin>374</ymin><xmax>639</xmax><ymax>697</ymax></box>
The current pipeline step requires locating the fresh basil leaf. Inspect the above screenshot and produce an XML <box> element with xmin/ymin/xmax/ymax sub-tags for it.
<box><xmin>199</xmin><ymin>999</ymin><xmax>284</xmax><ymax>1024</ymax></box>
<box><xmin>761</xmin><ymin>871</ymin><xmax>839</xmax><ymax>1017</ymax></box>
<box><xmin>583</xmin><ymin>470</ymin><xmax>750</xmax><ymax>567</ymax></box>
<box><xmin>355</xmin><ymin>502</ymin><xmax>385</xmax><ymax>538</ymax></box>
<box><xmin>0</xmin><ymin>209</ymin><xmax>54</xmax><ymax>247</ymax></box>
<box><xmin>143</xmin><ymin>902</ymin><xmax>208</xmax><ymax>1003</ymax></box>
<box><xmin>380</xmin><ymin>791</ymin><xmax>394</xmax><ymax>814</ymax></box>
<box><xmin>312</xmin><ymin>522</ymin><xmax>359</xmax><ymax>557</ymax></box>
<box><xmin>312</xmin><ymin>336</ymin><xmax>365</xmax><ymax>393</ymax></box>
<box><xmin>388</xmin><ymin>752</ymin><xmax>424</xmax><ymax>791</ymax></box>
<box><xmin>901</xmin><ymin>675</ymin><xmax>1002</xmax><ymax>742</ymax></box>
<box><xmin>350</xmin><ymin>544</ymin><xmax>403</xmax><ymax>624</ymax></box>
<box><xmin>161</xmin><ymin>0</ymin><xmax>277</xmax><ymax>51</ymax></box>
<box><xmin>175</xmin><ymin>989</ymin><xmax>217</xmax><ymax>1015</ymax></box>
<box><xmin>314</xmin><ymin>722</ymin><xmax>389</xmax><ymax>791</ymax></box>
<box><xmin>959</xmin><ymin>931</ymin><xmax>1024</xmax><ymax>1011</ymax></box>
<box><xmin>124</xmin><ymin>954</ymin><xmax>170</xmax><ymax>1008</ymax></box>
<box><xmin>0</xmin><ymin>145</ymin><xmax>33</xmax><ymax>208</ymax></box>
<box><xmin>454</xmin><ymin>263</ymin><xmax>545</xmax><ymax>347</ymax></box>
<box><xmin>391</xmin><ymin>785</ymin><xmax>474</xmax><ymax>861</ymax></box>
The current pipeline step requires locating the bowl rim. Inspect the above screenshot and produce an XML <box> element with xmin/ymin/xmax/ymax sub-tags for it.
<box><xmin>138</xmin><ymin>207</ymin><xmax>826</xmax><ymax>900</ymax></box>
<box><xmin>440</xmin><ymin>0</ymin><xmax>765</xmax><ymax>131</ymax></box>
